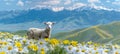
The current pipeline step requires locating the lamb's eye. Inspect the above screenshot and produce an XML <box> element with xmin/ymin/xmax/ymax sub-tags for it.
<box><xmin>39</xmin><ymin>36</ymin><xmax>41</xmax><ymax>38</ymax></box>
<box><xmin>32</xmin><ymin>37</ymin><xmax>34</xmax><ymax>39</ymax></box>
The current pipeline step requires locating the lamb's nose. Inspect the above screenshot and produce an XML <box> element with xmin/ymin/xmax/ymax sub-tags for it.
<box><xmin>45</xmin><ymin>36</ymin><xmax>49</xmax><ymax>38</ymax></box>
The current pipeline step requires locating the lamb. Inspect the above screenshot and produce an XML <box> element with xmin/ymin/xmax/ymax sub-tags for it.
<box><xmin>27</xmin><ymin>22</ymin><xmax>55</xmax><ymax>39</ymax></box>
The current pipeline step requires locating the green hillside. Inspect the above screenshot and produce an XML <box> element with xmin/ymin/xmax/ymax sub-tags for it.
<box><xmin>53</xmin><ymin>21</ymin><xmax>120</xmax><ymax>44</ymax></box>
<box><xmin>13</xmin><ymin>30</ymin><xmax>27</xmax><ymax>36</ymax></box>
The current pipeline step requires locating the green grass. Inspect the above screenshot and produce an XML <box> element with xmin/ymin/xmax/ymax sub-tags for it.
<box><xmin>53</xmin><ymin>21</ymin><xmax>120</xmax><ymax>44</ymax></box>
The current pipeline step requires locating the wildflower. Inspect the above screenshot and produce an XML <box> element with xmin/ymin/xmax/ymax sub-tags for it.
<box><xmin>0</xmin><ymin>51</ymin><xmax>6</xmax><ymax>54</ymax></box>
<box><xmin>49</xmin><ymin>39</ymin><xmax>59</xmax><ymax>46</ymax></box>
<box><xmin>40</xmin><ymin>48</ymin><xmax>45</xmax><ymax>54</ymax></box>
<box><xmin>29</xmin><ymin>41</ymin><xmax>33</xmax><ymax>44</ymax></box>
<box><xmin>76</xmin><ymin>49</ymin><xmax>80</xmax><ymax>52</ymax></box>
<box><xmin>40</xmin><ymin>51</ymin><xmax>45</xmax><ymax>54</ymax></box>
<box><xmin>32</xmin><ymin>45</ymin><xmax>38</xmax><ymax>51</ymax></box>
<box><xmin>22</xmin><ymin>39</ymin><xmax>27</xmax><ymax>44</ymax></box>
<box><xmin>68</xmin><ymin>46</ymin><xmax>72</xmax><ymax>50</ymax></box>
<box><xmin>15</xmin><ymin>42</ymin><xmax>22</xmax><ymax>48</ymax></box>
<box><xmin>44</xmin><ymin>38</ymin><xmax>49</xmax><ymax>42</ymax></box>
<box><xmin>104</xmin><ymin>49</ymin><xmax>109</xmax><ymax>53</ymax></box>
<box><xmin>40</xmin><ymin>41</ymin><xmax>43</xmax><ymax>45</ymax></box>
<box><xmin>41</xmin><ymin>48</ymin><xmax>45</xmax><ymax>51</ymax></box>
<box><xmin>0</xmin><ymin>41</ymin><xmax>3</xmax><ymax>45</ymax></box>
<box><xmin>94</xmin><ymin>47</ymin><xmax>97</xmax><ymax>50</ymax></box>
<box><xmin>94</xmin><ymin>43</ymin><xmax>98</xmax><ymax>47</ymax></box>
<box><xmin>70</xmin><ymin>41</ymin><xmax>78</xmax><ymax>47</ymax></box>
<box><xmin>63</xmin><ymin>40</ymin><xmax>70</xmax><ymax>45</ymax></box>
<box><xmin>81</xmin><ymin>42</ymin><xmax>85</xmax><ymax>46</ymax></box>
<box><xmin>114</xmin><ymin>44</ymin><xmax>119</xmax><ymax>49</ymax></box>
<box><xmin>115</xmin><ymin>51</ymin><xmax>119</xmax><ymax>54</ymax></box>
<box><xmin>28</xmin><ymin>44</ymin><xmax>38</xmax><ymax>51</ymax></box>
<box><xmin>95</xmin><ymin>52</ymin><xmax>99</xmax><ymax>54</ymax></box>
<box><xmin>8</xmin><ymin>46</ymin><xmax>12</xmax><ymax>50</ymax></box>
<box><xmin>81</xmin><ymin>49</ymin><xmax>85</xmax><ymax>52</ymax></box>
<box><xmin>87</xmin><ymin>41</ymin><xmax>92</xmax><ymax>45</ymax></box>
<box><xmin>3</xmin><ymin>42</ymin><xmax>8</xmax><ymax>45</ymax></box>
<box><xmin>18</xmin><ymin>47</ymin><xmax>23</xmax><ymax>52</ymax></box>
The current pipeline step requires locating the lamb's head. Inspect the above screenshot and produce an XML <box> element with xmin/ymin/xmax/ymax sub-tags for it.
<box><xmin>44</xmin><ymin>22</ymin><xmax>55</xmax><ymax>29</ymax></box>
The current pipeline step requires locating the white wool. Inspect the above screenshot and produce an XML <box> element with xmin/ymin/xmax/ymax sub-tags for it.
<box><xmin>27</xmin><ymin>22</ymin><xmax>55</xmax><ymax>39</ymax></box>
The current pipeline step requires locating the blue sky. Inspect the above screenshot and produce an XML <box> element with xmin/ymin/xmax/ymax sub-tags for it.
<box><xmin>0</xmin><ymin>0</ymin><xmax>120</xmax><ymax>11</ymax></box>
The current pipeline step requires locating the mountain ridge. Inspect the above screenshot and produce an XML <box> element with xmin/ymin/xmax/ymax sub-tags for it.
<box><xmin>0</xmin><ymin>8</ymin><xmax>120</xmax><ymax>32</ymax></box>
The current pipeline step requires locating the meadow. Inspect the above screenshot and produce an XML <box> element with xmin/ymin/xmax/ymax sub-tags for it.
<box><xmin>0</xmin><ymin>32</ymin><xmax>120</xmax><ymax>54</ymax></box>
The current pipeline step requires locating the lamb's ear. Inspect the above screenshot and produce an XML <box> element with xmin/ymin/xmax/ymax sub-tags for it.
<box><xmin>44</xmin><ymin>22</ymin><xmax>47</xmax><ymax>24</ymax></box>
<box><xmin>52</xmin><ymin>22</ymin><xmax>56</xmax><ymax>25</ymax></box>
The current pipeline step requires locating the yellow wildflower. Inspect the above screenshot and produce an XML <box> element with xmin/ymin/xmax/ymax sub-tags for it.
<box><xmin>28</xmin><ymin>44</ymin><xmax>38</xmax><ymax>51</ymax></box>
<box><xmin>40</xmin><ymin>48</ymin><xmax>45</xmax><ymax>54</ymax></box>
<box><xmin>15</xmin><ymin>42</ymin><xmax>22</xmax><ymax>48</ymax></box>
<box><xmin>40</xmin><ymin>41</ymin><xmax>43</xmax><ymax>45</ymax></box>
<box><xmin>81</xmin><ymin>49</ymin><xmax>85</xmax><ymax>52</ymax></box>
<box><xmin>94</xmin><ymin>43</ymin><xmax>98</xmax><ymax>47</ymax></box>
<box><xmin>22</xmin><ymin>39</ymin><xmax>27</xmax><ymax>44</ymax></box>
<box><xmin>114</xmin><ymin>44</ymin><xmax>120</xmax><ymax>49</ymax></box>
<box><xmin>32</xmin><ymin>45</ymin><xmax>38</xmax><ymax>51</ymax></box>
<box><xmin>70</xmin><ymin>41</ymin><xmax>78</xmax><ymax>47</ymax></box>
<box><xmin>18</xmin><ymin>47</ymin><xmax>23</xmax><ymax>52</ymax></box>
<box><xmin>94</xmin><ymin>47</ymin><xmax>97</xmax><ymax>50</ymax></box>
<box><xmin>76</xmin><ymin>49</ymin><xmax>80</xmax><ymax>52</ymax></box>
<box><xmin>63</xmin><ymin>40</ymin><xmax>70</xmax><ymax>45</ymax></box>
<box><xmin>87</xmin><ymin>41</ymin><xmax>92</xmax><ymax>45</ymax></box>
<box><xmin>81</xmin><ymin>42</ymin><xmax>85</xmax><ymax>46</ymax></box>
<box><xmin>40</xmin><ymin>51</ymin><xmax>45</xmax><ymax>54</ymax></box>
<box><xmin>115</xmin><ymin>51</ymin><xmax>119</xmax><ymax>54</ymax></box>
<box><xmin>49</xmin><ymin>39</ymin><xmax>59</xmax><ymax>46</ymax></box>
<box><xmin>3</xmin><ymin>42</ymin><xmax>8</xmax><ymax>45</ymax></box>
<box><xmin>0</xmin><ymin>51</ymin><xmax>6</xmax><ymax>54</ymax></box>
<box><xmin>0</xmin><ymin>41</ymin><xmax>3</xmax><ymax>45</ymax></box>
<box><xmin>104</xmin><ymin>49</ymin><xmax>109</xmax><ymax>53</ymax></box>
<box><xmin>41</xmin><ymin>48</ymin><xmax>45</xmax><ymax>51</ymax></box>
<box><xmin>95</xmin><ymin>52</ymin><xmax>99</xmax><ymax>54</ymax></box>
<box><xmin>44</xmin><ymin>38</ymin><xmax>49</xmax><ymax>42</ymax></box>
<box><xmin>8</xmin><ymin>46</ymin><xmax>12</xmax><ymax>50</ymax></box>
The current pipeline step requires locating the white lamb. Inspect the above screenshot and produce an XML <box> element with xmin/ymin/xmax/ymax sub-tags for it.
<box><xmin>27</xmin><ymin>22</ymin><xmax>55</xmax><ymax>39</ymax></box>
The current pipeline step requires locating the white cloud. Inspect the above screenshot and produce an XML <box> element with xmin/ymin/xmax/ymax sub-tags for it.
<box><xmin>64</xmin><ymin>0</ymin><xmax>71</xmax><ymax>5</ymax></box>
<box><xmin>17</xmin><ymin>0</ymin><xmax>24</xmax><ymax>6</ymax></box>
<box><xmin>52</xmin><ymin>7</ymin><xmax>64</xmax><ymax>12</ymax></box>
<box><xmin>89</xmin><ymin>4</ymin><xmax>113</xmax><ymax>11</ymax></box>
<box><xmin>88</xmin><ymin>0</ymin><xmax>100</xmax><ymax>3</ymax></box>
<box><xmin>66</xmin><ymin>3</ymin><xmax>86</xmax><ymax>10</ymax></box>
<box><xmin>39</xmin><ymin>0</ymin><xmax>61</xmax><ymax>5</ymax></box>
<box><xmin>29</xmin><ymin>0</ymin><xmax>114</xmax><ymax>11</ymax></box>
<box><xmin>112</xmin><ymin>1</ymin><xmax>120</xmax><ymax>5</ymax></box>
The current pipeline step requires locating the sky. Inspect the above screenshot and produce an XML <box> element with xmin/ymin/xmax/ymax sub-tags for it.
<box><xmin>0</xmin><ymin>0</ymin><xmax>120</xmax><ymax>11</ymax></box>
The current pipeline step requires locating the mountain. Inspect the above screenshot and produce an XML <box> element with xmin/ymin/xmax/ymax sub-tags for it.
<box><xmin>53</xmin><ymin>21</ymin><xmax>120</xmax><ymax>44</ymax></box>
<box><xmin>0</xmin><ymin>8</ymin><xmax>120</xmax><ymax>33</ymax></box>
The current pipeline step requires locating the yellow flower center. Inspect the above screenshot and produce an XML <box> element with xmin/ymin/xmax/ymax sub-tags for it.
<box><xmin>0</xmin><ymin>51</ymin><xmax>6</xmax><ymax>54</ymax></box>
<box><xmin>8</xmin><ymin>46</ymin><xmax>12</xmax><ymax>50</ymax></box>
<box><xmin>18</xmin><ymin>47</ymin><xmax>23</xmax><ymax>52</ymax></box>
<box><xmin>15</xmin><ymin>42</ymin><xmax>22</xmax><ymax>48</ymax></box>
